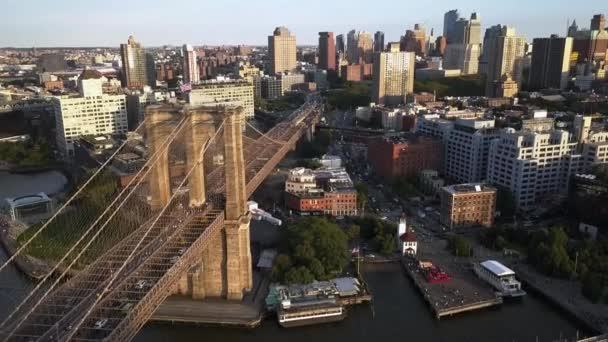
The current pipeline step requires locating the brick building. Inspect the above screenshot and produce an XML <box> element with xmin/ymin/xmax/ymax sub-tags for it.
<box><xmin>367</xmin><ymin>135</ymin><xmax>443</xmax><ymax>179</ymax></box>
<box><xmin>440</xmin><ymin>183</ymin><xmax>496</xmax><ymax>229</ymax></box>
<box><xmin>284</xmin><ymin>167</ymin><xmax>358</xmax><ymax>216</ymax></box>
<box><xmin>341</xmin><ymin>63</ymin><xmax>373</xmax><ymax>81</ymax></box>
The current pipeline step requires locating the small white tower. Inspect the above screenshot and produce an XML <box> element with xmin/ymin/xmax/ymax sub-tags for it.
<box><xmin>397</xmin><ymin>214</ymin><xmax>417</xmax><ymax>256</ymax></box>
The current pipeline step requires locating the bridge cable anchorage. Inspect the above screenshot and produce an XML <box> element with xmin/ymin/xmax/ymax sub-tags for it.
<box><xmin>0</xmin><ymin>117</ymin><xmax>190</xmax><ymax>339</ymax></box>
<box><xmin>61</xmin><ymin>118</ymin><xmax>227</xmax><ymax>342</ymax></box>
<box><xmin>0</xmin><ymin>120</ymin><xmax>148</xmax><ymax>275</ymax></box>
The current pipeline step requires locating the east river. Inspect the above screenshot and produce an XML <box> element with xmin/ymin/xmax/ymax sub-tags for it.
<box><xmin>136</xmin><ymin>263</ymin><xmax>590</xmax><ymax>342</ymax></box>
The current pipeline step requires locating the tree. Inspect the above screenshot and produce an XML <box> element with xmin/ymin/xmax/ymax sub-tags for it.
<box><xmin>275</xmin><ymin>218</ymin><xmax>350</xmax><ymax>284</ymax></box>
<box><xmin>354</xmin><ymin>182</ymin><xmax>369</xmax><ymax>209</ymax></box>
<box><xmin>447</xmin><ymin>235</ymin><xmax>474</xmax><ymax>257</ymax></box>
<box><xmin>346</xmin><ymin>224</ymin><xmax>361</xmax><ymax>240</ymax></box>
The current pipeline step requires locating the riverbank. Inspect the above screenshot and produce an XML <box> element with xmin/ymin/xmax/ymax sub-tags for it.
<box><xmin>0</xmin><ymin>216</ymin><xmax>52</xmax><ymax>279</ymax></box>
<box><xmin>515</xmin><ymin>264</ymin><xmax>608</xmax><ymax>335</ymax></box>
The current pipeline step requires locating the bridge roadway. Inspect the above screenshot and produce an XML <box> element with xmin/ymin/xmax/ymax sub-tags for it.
<box><xmin>6</xmin><ymin>96</ymin><xmax>322</xmax><ymax>341</ymax></box>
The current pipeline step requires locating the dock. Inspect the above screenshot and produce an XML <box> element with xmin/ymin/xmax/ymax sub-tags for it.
<box><xmin>401</xmin><ymin>256</ymin><xmax>502</xmax><ymax>319</ymax></box>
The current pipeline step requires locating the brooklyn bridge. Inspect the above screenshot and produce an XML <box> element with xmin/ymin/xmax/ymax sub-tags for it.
<box><xmin>0</xmin><ymin>95</ymin><xmax>323</xmax><ymax>341</ymax></box>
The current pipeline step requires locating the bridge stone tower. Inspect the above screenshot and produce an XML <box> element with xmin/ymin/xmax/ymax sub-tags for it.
<box><xmin>145</xmin><ymin>105</ymin><xmax>180</xmax><ymax>211</ymax></box>
<box><xmin>146</xmin><ymin>103</ymin><xmax>252</xmax><ymax>301</ymax></box>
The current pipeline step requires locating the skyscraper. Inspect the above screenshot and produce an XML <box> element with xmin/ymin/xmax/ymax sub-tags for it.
<box><xmin>485</xmin><ymin>27</ymin><xmax>526</xmax><ymax>97</ymax></box>
<box><xmin>568</xmin><ymin>20</ymin><xmax>579</xmax><ymax>38</ymax></box>
<box><xmin>443</xmin><ymin>9</ymin><xmax>460</xmax><ymax>43</ymax></box>
<box><xmin>451</xmin><ymin>18</ymin><xmax>469</xmax><ymax>45</ymax></box>
<box><xmin>346</xmin><ymin>30</ymin><xmax>357</xmax><ymax>62</ymax></box>
<box><xmin>372</xmin><ymin>43</ymin><xmax>415</xmax><ymax>106</ymax></box>
<box><xmin>120</xmin><ymin>35</ymin><xmax>148</xmax><ymax>89</ymax></box>
<box><xmin>401</xmin><ymin>24</ymin><xmax>427</xmax><ymax>56</ymax></box>
<box><xmin>318</xmin><ymin>32</ymin><xmax>336</xmax><ymax>71</ymax></box>
<box><xmin>336</xmin><ymin>34</ymin><xmax>345</xmax><ymax>54</ymax></box>
<box><xmin>146</xmin><ymin>53</ymin><xmax>156</xmax><ymax>88</ymax></box>
<box><xmin>529</xmin><ymin>35</ymin><xmax>573</xmax><ymax>90</ymax></box>
<box><xmin>374</xmin><ymin>31</ymin><xmax>385</xmax><ymax>52</ymax></box>
<box><xmin>479</xmin><ymin>25</ymin><xmax>504</xmax><ymax>75</ymax></box>
<box><xmin>182</xmin><ymin>44</ymin><xmax>200</xmax><ymax>84</ymax></box>
<box><xmin>591</xmin><ymin>14</ymin><xmax>606</xmax><ymax>31</ymax></box>
<box><xmin>357</xmin><ymin>32</ymin><xmax>374</xmax><ymax>63</ymax></box>
<box><xmin>268</xmin><ymin>26</ymin><xmax>297</xmax><ymax>75</ymax></box>
<box><xmin>467</xmin><ymin>13</ymin><xmax>481</xmax><ymax>45</ymax></box>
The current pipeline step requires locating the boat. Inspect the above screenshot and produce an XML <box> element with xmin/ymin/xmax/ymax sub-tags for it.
<box><xmin>277</xmin><ymin>303</ymin><xmax>346</xmax><ymax>328</ymax></box>
<box><xmin>473</xmin><ymin>260</ymin><xmax>526</xmax><ymax>297</ymax></box>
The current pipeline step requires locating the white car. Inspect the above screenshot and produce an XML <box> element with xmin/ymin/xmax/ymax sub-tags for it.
<box><xmin>135</xmin><ymin>280</ymin><xmax>149</xmax><ymax>289</ymax></box>
<box><xmin>94</xmin><ymin>319</ymin><xmax>108</xmax><ymax>329</ymax></box>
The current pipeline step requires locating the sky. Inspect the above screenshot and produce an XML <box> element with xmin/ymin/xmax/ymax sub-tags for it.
<box><xmin>1</xmin><ymin>0</ymin><xmax>606</xmax><ymax>47</ymax></box>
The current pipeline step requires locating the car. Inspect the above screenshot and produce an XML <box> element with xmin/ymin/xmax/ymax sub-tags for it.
<box><xmin>177</xmin><ymin>247</ymin><xmax>187</xmax><ymax>255</ymax></box>
<box><xmin>170</xmin><ymin>256</ymin><xmax>180</xmax><ymax>264</ymax></box>
<box><xmin>94</xmin><ymin>319</ymin><xmax>108</xmax><ymax>329</ymax></box>
<box><xmin>367</xmin><ymin>254</ymin><xmax>376</xmax><ymax>258</ymax></box>
<box><xmin>135</xmin><ymin>280</ymin><xmax>149</xmax><ymax>289</ymax></box>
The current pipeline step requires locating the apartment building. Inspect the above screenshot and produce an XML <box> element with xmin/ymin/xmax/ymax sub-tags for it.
<box><xmin>440</xmin><ymin>183</ymin><xmax>497</xmax><ymax>229</ymax></box>
<box><xmin>53</xmin><ymin>70</ymin><xmax>127</xmax><ymax>157</ymax></box>
<box><xmin>187</xmin><ymin>79</ymin><xmax>254</xmax><ymax>118</ymax></box>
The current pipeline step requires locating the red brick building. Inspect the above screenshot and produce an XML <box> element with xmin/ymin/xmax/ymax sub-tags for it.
<box><xmin>318</xmin><ymin>32</ymin><xmax>336</xmax><ymax>71</ymax></box>
<box><xmin>285</xmin><ymin>190</ymin><xmax>357</xmax><ymax>216</ymax></box>
<box><xmin>367</xmin><ymin>135</ymin><xmax>443</xmax><ymax>179</ymax></box>
<box><xmin>341</xmin><ymin>63</ymin><xmax>373</xmax><ymax>81</ymax></box>
<box><xmin>43</xmin><ymin>80</ymin><xmax>64</xmax><ymax>91</ymax></box>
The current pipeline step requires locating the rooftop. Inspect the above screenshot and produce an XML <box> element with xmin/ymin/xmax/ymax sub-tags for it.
<box><xmin>480</xmin><ymin>260</ymin><xmax>515</xmax><ymax>277</ymax></box>
<box><xmin>444</xmin><ymin>183</ymin><xmax>497</xmax><ymax>195</ymax></box>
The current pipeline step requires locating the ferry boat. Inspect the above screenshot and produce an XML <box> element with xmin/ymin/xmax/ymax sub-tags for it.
<box><xmin>473</xmin><ymin>260</ymin><xmax>526</xmax><ymax>297</ymax></box>
<box><xmin>277</xmin><ymin>303</ymin><xmax>346</xmax><ymax>328</ymax></box>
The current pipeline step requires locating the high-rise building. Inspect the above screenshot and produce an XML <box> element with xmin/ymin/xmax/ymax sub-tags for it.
<box><xmin>529</xmin><ymin>35</ymin><xmax>573</xmax><ymax>90</ymax></box>
<box><xmin>401</xmin><ymin>24</ymin><xmax>427</xmax><ymax>56</ymax></box>
<box><xmin>367</xmin><ymin>135</ymin><xmax>443</xmax><ymax>179</ymax></box>
<box><xmin>568</xmin><ymin>20</ymin><xmax>579</xmax><ymax>38</ymax></box>
<box><xmin>120</xmin><ymin>35</ymin><xmax>149</xmax><ymax>89</ymax></box>
<box><xmin>268</xmin><ymin>26</ymin><xmax>297</xmax><ymax>75</ymax></box>
<box><xmin>38</xmin><ymin>53</ymin><xmax>65</xmax><ymax>72</ymax></box>
<box><xmin>372</xmin><ymin>43</ymin><xmax>415</xmax><ymax>106</ymax></box>
<box><xmin>444</xmin><ymin>9</ymin><xmax>460</xmax><ymax>43</ymax></box>
<box><xmin>444</xmin><ymin>43</ymin><xmax>480</xmax><ymax>74</ymax></box>
<box><xmin>451</xmin><ymin>18</ymin><xmax>469</xmax><ymax>45</ymax></box>
<box><xmin>467</xmin><ymin>13</ymin><xmax>481</xmax><ymax>45</ymax></box>
<box><xmin>182</xmin><ymin>44</ymin><xmax>200</xmax><ymax>84</ymax></box>
<box><xmin>374</xmin><ymin>31</ymin><xmax>385</xmax><ymax>52</ymax></box>
<box><xmin>336</xmin><ymin>34</ymin><xmax>345</xmax><ymax>54</ymax></box>
<box><xmin>485</xmin><ymin>27</ymin><xmax>526</xmax><ymax>97</ymax></box>
<box><xmin>187</xmin><ymin>79</ymin><xmax>255</xmax><ymax>119</ymax></box>
<box><xmin>53</xmin><ymin>70</ymin><xmax>127</xmax><ymax>157</ymax></box>
<box><xmin>445</xmin><ymin>119</ymin><xmax>499</xmax><ymax>183</ymax></box>
<box><xmin>479</xmin><ymin>25</ymin><xmax>504</xmax><ymax>74</ymax></box>
<box><xmin>436</xmin><ymin>36</ymin><xmax>447</xmax><ymax>56</ymax></box>
<box><xmin>346</xmin><ymin>30</ymin><xmax>373</xmax><ymax>63</ymax></box>
<box><xmin>591</xmin><ymin>14</ymin><xmax>606</xmax><ymax>31</ymax></box>
<box><xmin>318</xmin><ymin>32</ymin><xmax>336</xmax><ymax>71</ymax></box>
<box><xmin>487</xmin><ymin>129</ymin><xmax>583</xmax><ymax>210</ymax></box>
<box><xmin>145</xmin><ymin>53</ymin><xmax>156</xmax><ymax>88</ymax></box>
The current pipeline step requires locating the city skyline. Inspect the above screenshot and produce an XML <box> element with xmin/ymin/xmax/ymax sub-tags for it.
<box><xmin>2</xmin><ymin>0</ymin><xmax>607</xmax><ymax>47</ymax></box>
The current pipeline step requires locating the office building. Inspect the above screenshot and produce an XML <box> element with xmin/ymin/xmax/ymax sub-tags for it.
<box><xmin>467</xmin><ymin>13</ymin><xmax>482</xmax><ymax>45</ymax></box>
<box><xmin>347</xmin><ymin>31</ymin><xmax>374</xmax><ymax>63</ymax></box>
<box><xmin>444</xmin><ymin>9</ymin><xmax>460</xmax><ymax>43</ymax></box>
<box><xmin>336</xmin><ymin>34</ymin><xmax>345</xmax><ymax>54</ymax></box>
<box><xmin>445</xmin><ymin>119</ymin><xmax>499</xmax><ymax>183</ymax></box>
<box><xmin>436</xmin><ymin>36</ymin><xmax>447</xmax><ymax>56</ymax></box>
<box><xmin>318</xmin><ymin>32</ymin><xmax>336</xmax><ymax>71</ymax></box>
<box><xmin>145</xmin><ymin>53</ymin><xmax>156</xmax><ymax>88</ymax></box>
<box><xmin>279</xmin><ymin>73</ymin><xmax>306</xmax><ymax>92</ymax></box>
<box><xmin>591</xmin><ymin>14</ymin><xmax>606</xmax><ymax>31</ymax></box>
<box><xmin>487</xmin><ymin>129</ymin><xmax>582</xmax><ymax>210</ymax></box>
<box><xmin>494</xmin><ymin>73</ymin><xmax>519</xmax><ymax>98</ymax></box>
<box><xmin>372</xmin><ymin>43</ymin><xmax>415</xmax><ymax>106</ymax></box>
<box><xmin>444</xmin><ymin>43</ymin><xmax>480</xmax><ymax>74</ymax></box>
<box><xmin>38</xmin><ymin>53</ymin><xmax>65</xmax><ymax>72</ymax></box>
<box><xmin>367</xmin><ymin>135</ymin><xmax>443</xmax><ymax>179</ymax></box>
<box><xmin>440</xmin><ymin>184</ymin><xmax>496</xmax><ymax>229</ymax></box>
<box><xmin>451</xmin><ymin>18</ymin><xmax>469</xmax><ymax>45</ymax></box>
<box><xmin>261</xmin><ymin>76</ymin><xmax>282</xmax><ymax>99</ymax></box>
<box><xmin>188</xmin><ymin>79</ymin><xmax>254</xmax><ymax>118</ymax></box>
<box><xmin>120</xmin><ymin>36</ymin><xmax>149</xmax><ymax>89</ymax></box>
<box><xmin>485</xmin><ymin>27</ymin><xmax>526</xmax><ymax>97</ymax></box>
<box><xmin>268</xmin><ymin>27</ymin><xmax>297</xmax><ymax>75</ymax></box>
<box><xmin>529</xmin><ymin>35</ymin><xmax>573</xmax><ymax>90</ymax></box>
<box><xmin>53</xmin><ymin>70</ymin><xmax>127</xmax><ymax>157</ymax></box>
<box><xmin>182</xmin><ymin>44</ymin><xmax>200</xmax><ymax>84</ymax></box>
<box><xmin>374</xmin><ymin>31</ymin><xmax>385</xmax><ymax>52</ymax></box>
<box><xmin>401</xmin><ymin>24</ymin><xmax>427</xmax><ymax>56</ymax></box>
<box><xmin>479</xmin><ymin>25</ymin><xmax>504</xmax><ymax>75</ymax></box>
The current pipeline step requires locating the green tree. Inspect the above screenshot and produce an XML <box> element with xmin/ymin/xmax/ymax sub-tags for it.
<box><xmin>346</xmin><ymin>224</ymin><xmax>361</xmax><ymax>240</ymax></box>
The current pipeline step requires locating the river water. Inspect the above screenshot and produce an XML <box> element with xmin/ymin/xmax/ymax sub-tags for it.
<box><xmin>0</xmin><ymin>170</ymin><xmax>68</xmax><ymax>200</ymax></box>
<box><xmin>135</xmin><ymin>263</ymin><xmax>590</xmax><ymax>342</ymax></box>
